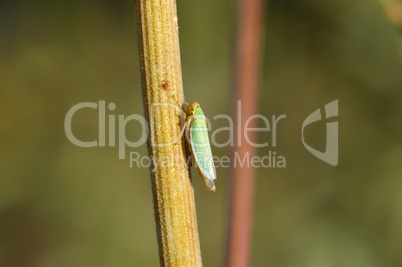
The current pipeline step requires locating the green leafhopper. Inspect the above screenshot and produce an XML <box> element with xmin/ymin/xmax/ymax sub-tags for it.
<box><xmin>161</xmin><ymin>83</ymin><xmax>217</xmax><ymax>191</ymax></box>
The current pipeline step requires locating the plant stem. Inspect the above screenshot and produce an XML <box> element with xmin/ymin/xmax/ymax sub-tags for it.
<box><xmin>134</xmin><ymin>1</ymin><xmax>202</xmax><ymax>266</ymax></box>
<box><xmin>226</xmin><ymin>0</ymin><xmax>264</xmax><ymax>266</ymax></box>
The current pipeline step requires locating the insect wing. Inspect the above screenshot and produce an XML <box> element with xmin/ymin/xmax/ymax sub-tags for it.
<box><xmin>189</xmin><ymin>117</ymin><xmax>216</xmax><ymax>181</ymax></box>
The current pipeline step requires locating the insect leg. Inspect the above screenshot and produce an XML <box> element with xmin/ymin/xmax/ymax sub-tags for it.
<box><xmin>172</xmin><ymin>118</ymin><xmax>190</xmax><ymax>145</ymax></box>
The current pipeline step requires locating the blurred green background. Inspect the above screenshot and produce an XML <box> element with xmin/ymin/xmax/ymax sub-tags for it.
<box><xmin>1</xmin><ymin>0</ymin><xmax>402</xmax><ymax>266</ymax></box>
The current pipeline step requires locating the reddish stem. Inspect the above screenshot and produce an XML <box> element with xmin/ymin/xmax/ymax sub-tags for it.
<box><xmin>226</xmin><ymin>0</ymin><xmax>265</xmax><ymax>266</ymax></box>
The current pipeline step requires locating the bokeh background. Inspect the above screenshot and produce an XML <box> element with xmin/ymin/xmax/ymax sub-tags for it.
<box><xmin>1</xmin><ymin>0</ymin><xmax>402</xmax><ymax>266</ymax></box>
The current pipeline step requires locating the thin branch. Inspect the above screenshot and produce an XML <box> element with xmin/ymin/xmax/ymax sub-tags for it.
<box><xmin>226</xmin><ymin>0</ymin><xmax>265</xmax><ymax>266</ymax></box>
<box><xmin>134</xmin><ymin>0</ymin><xmax>202</xmax><ymax>266</ymax></box>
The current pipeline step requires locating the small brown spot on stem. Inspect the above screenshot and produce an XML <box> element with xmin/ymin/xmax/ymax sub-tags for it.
<box><xmin>162</xmin><ymin>81</ymin><xmax>170</xmax><ymax>91</ymax></box>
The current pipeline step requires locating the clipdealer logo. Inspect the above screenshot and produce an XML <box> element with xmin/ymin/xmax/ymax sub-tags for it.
<box><xmin>64</xmin><ymin>100</ymin><xmax>339</xmax><ymax>168</ymax></box>
<box><xmin>302</xmin><ymin>100</ymin><xmax>339</xmax><ymax>166</ymax></box>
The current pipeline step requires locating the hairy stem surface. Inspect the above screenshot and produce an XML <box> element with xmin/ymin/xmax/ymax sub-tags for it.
<box><xmin>134</xmin><ymin>1</ymin><xmax>202</xmax><ymax>266</ymax></box>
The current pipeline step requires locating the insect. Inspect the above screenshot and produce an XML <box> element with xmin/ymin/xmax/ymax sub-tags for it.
<box><xmin>161</xmin><ymin>83</ymin><xmax>217</xmax><ymax>191</ymax></box>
